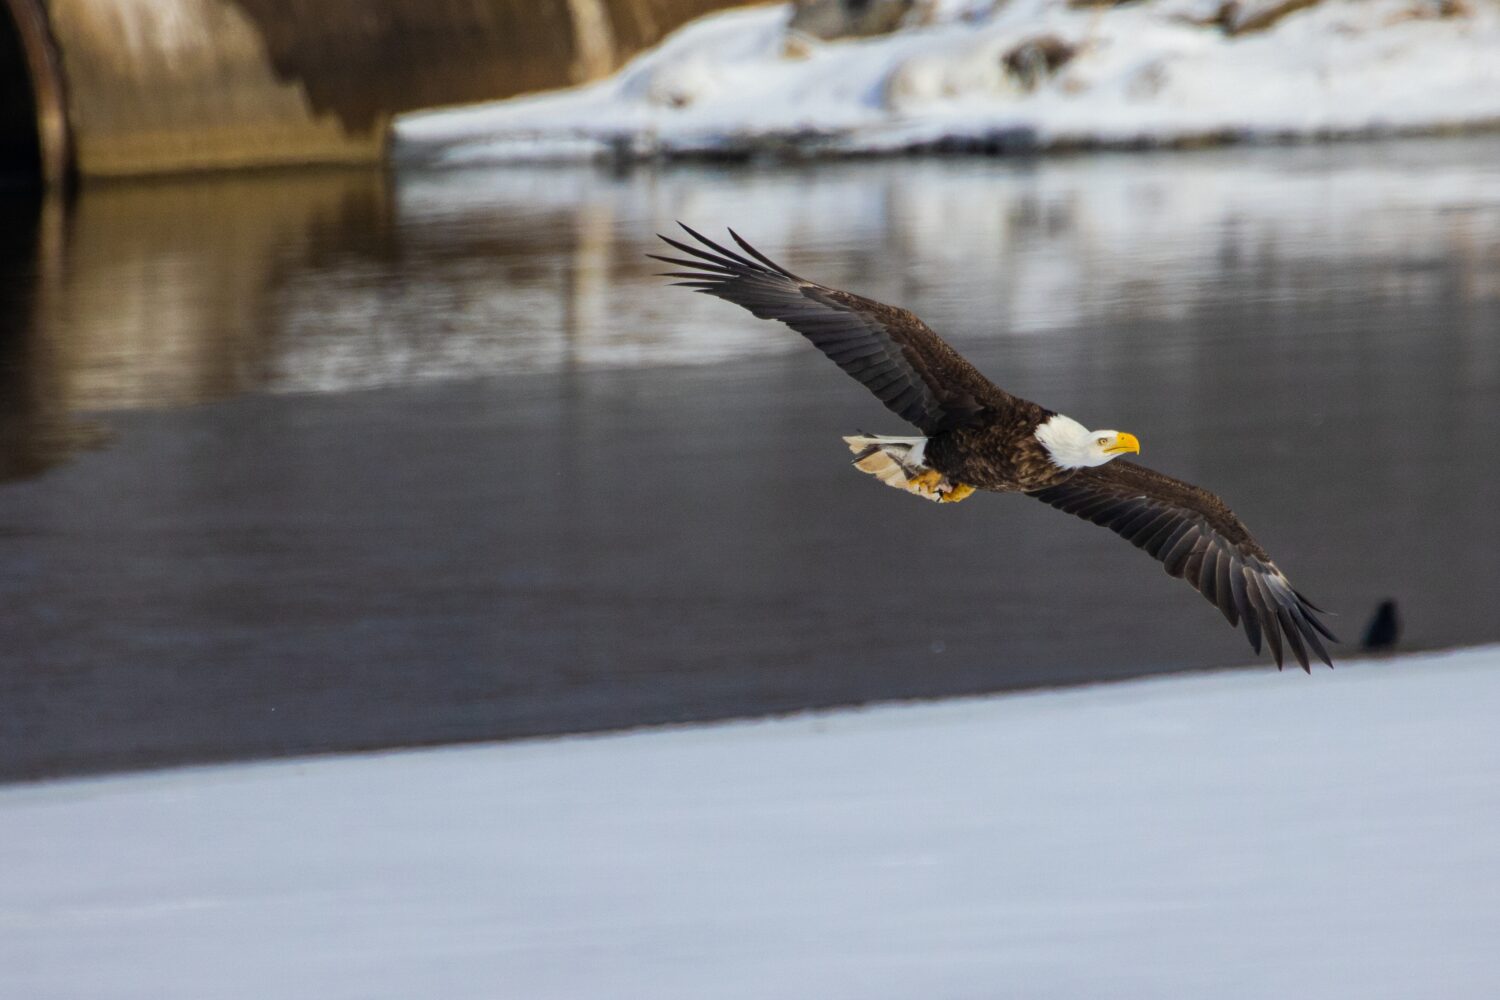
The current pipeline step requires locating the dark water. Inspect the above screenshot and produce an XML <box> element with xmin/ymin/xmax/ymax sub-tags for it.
<box><xmin>2</xmin><ymin>139</ymin><xmax>1499</xmax><ymax>781</ymax></box>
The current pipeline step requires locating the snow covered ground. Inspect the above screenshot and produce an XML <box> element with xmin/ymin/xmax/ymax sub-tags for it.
<box><xmin>5</xmin><ymin>645</ymin><xmax>1500</xmax><ymax>999</ymax></box>
<box><xmin>397</xmin><ymin>0</ymin><xmax>1500</xmax><ymax>165</ymax></box>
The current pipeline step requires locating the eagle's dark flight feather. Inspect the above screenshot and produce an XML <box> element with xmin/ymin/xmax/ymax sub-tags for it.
<box><xmin>651</xmin><ymin>224</ymin><xmax>1010</xmax><ymax>434</ymax></box>
<box><xmin>1029</xmin><ymin>460</ymin><xmax>1335</xmax><ymax>671</ymax></box>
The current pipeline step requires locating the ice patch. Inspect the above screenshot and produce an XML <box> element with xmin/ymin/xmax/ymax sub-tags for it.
<box><xmin>5</xmin><ymin>645</ymin><xmax>1500</xmax><ymax>999</ymax></box>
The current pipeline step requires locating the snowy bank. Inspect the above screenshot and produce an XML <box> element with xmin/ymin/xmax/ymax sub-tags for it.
<box><xmin>397</xmin><ymin>0</ymin><xmax>1500</xmax><ymax>165</ymax></box>
<box><xmin>5</xmin><ymin>645</ymin><xmax>1500</xmax><ymax>999</ymax></box>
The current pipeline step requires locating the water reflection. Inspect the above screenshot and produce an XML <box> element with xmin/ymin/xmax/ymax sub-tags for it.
<box><xmin>29</xmin><ymin>170</ymin><xmax>392</xmax><ymax>412</ymax></box>
<box><xmin>2</xmin><ymin>139</ymin><xmax>1500</xmax><ymax>779</ymax></box>
<box><xmin>0</xmin><ymin>196</ymin><xmax>108</xmax><ymax>480</ymax></box>
<box><xmin>10</xmin><ymin>137</ymin><xmax>1499</xmax><ymax>418</ymax></box>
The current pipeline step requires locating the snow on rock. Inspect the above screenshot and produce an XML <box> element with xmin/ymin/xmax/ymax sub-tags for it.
<box><xmin>788</xmin><ymin>0</ymin><xmax>924</xmax><ymax>41</ymax></box>
<box><xmin>4</xmin><ymin>645</ymin><xmax>1500</xmax><ymax>999</ymax></box>
<box><xmin>396</xmin><ymin>0</ymin><xmax>1500</xmax><ymax>164</ymax></box>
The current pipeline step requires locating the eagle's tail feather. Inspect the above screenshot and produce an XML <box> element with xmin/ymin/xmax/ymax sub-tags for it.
<box><xmin>843</xmin><ymin>435</ymin><xmax>971</xmax><ymax>503</ymax></box>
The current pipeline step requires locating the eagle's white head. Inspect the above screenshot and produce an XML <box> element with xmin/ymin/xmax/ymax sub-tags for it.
<box><xmin>1035</xmin><ymin>413</ymin><xmax>1141</xmax><ymax>470</ymax></box>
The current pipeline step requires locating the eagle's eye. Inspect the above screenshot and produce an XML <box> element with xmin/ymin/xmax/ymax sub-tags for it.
<box><xmin>1096</xmin><ymin>436</ymin><xmax>1109</xmax><ymax>446</ymax></box>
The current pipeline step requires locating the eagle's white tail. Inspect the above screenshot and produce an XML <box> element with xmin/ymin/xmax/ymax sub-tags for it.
<box><xmin>843</xmin><ymin>434</ymin><xmax>954</xmax><ymax>502</ymax></box>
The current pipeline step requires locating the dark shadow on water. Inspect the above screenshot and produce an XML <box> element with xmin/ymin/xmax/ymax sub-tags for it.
<box><xmin>2</xmin><ymin>139</ymin><xmax>1500</xmax><ymax>780</ymax></box>
<box><xmin>0</xmin><ymin>194</ymin><xmax>43</xmax><ymax>477</ymax></box>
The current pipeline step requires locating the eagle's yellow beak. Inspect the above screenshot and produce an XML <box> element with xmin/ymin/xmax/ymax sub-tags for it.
<box><xmin>1105</xmin><ymin>432</ymin><xmax>1141</xmax><ymax>455</ymax></box>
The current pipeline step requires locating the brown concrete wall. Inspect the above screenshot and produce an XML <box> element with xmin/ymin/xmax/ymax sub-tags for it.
<box><xmin>25</xmin><ymin>0</ymin><xmax>747</xmax><ymax>182</ymax></box>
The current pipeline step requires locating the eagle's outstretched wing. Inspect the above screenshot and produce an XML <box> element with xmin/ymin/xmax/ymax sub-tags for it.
<box><xmin>1029</xmin><ymin>460</ymin><xmax>1336</xmax><ymax>671</ymax></box>
<box><xmin>651</xmin><ymin>224</ymin><xmax>1011</xmax><ymax>434</ymax></box>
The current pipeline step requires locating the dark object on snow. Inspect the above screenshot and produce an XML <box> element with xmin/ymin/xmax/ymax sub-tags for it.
<box><xmin>1226</xmin><ymin>0</ymin><xmax>1323</xmax><ymax>36</ymax></box>
<box><xmin>1003</xmin><ymin>36</ymin><xmax>1080</xmax><ymax>92</ymax></box>
<box><xmin>1163</xmin><ymin>0</ymin><xmax>1325</xmax><ymax>36</ymax></box>
<box><xmin>1361</xmin><ymin>599</ymin><xmax>1402</xmax><ymax>651</ymax></box>
<box><xmin>789</xmin><ymin>0</ymin><xmax>918</xmax><ymax>41</ymax></box>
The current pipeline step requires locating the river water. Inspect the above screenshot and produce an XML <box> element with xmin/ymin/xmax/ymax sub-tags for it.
<box><xmin>2</xmin><ymin>138</ymin><xmax>1498</xmax><ymax>780</ymax></box>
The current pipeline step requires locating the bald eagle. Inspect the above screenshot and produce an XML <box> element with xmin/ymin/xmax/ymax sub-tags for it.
<box><xmin>653</xmin><ymin>225</ymin><xmax>1335</xmax><ymax>671</ymax></box>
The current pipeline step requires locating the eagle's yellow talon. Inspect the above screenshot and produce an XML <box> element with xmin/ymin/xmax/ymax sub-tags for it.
<box><xmin>907</xmin><ymin>469</ymin><xmax>945</xmax><ymax>497</ymax></box>
<box><xmin>940</xmin><ymin>483</ymin><xmax>976</xmax><ymax>503</ymax></box>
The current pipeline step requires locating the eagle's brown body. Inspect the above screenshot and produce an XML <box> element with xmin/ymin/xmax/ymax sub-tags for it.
<box><xmin>926</xmin><ymin>411</ymin><xmax>1070</xmax><ymax>493</ymax></box>
<box><xmin>653</xmin><ymin>224</ymin><xmax>1334</xmax><ymax>670</ymax></box>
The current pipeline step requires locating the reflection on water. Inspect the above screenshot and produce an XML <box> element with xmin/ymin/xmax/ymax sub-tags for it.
<box><xmin>0</xmin><ymin>198</ymin><xmax>107</xmax><ymax>481</ymax></box>
<box><xmin>13</xmin><ymin>138</ymin><xmax>1500</xmax><ymax>412</ymax></box>
<box><xmin>2</xmin><ymin>139</ymin><xmax>1500</xmax><ymax>779</ymax></box>
<box><xmin>24</xmin><ymin>171</ymin><xmax>394</xmax><ymax>412</ymax></box>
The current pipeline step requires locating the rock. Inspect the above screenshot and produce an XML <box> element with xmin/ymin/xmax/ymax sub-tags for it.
<box><xmin>1163</xmin><ymin>0</ymin><xmax>1329</xmax><ymax>35</ymax></box>
<box><xmin>1386</xmin><ymin>0</ymin><xmax>1473</xmax><ymax>23</ymax></box>
<box><xmin>645</xmin><ymin>59</ymin><xmax>720</xmax><ymax>109</ymax></box>
<box><xmin>1002</xmin><ymin>35</ymin><xmax>1079</xmax><ymax>92</ymax></box>
<box><xmin>788</xmin><ymin>0</ymin><xmax>920</xmax><ymax>42</ymax></box>
<box><xmin>1228</xmin><ymin>0</ymin><xmax>1323</xmax><ymax>34</ymax></box>
<box><xmin>884</xmin><ymin>30</ymin><xmax>1079</xmax><ymax>110</ymax></box>
<box><xmin>1126</xmin><ymin>59</ymin><xmax>1169</xmax><ymax>100</ymax></box>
